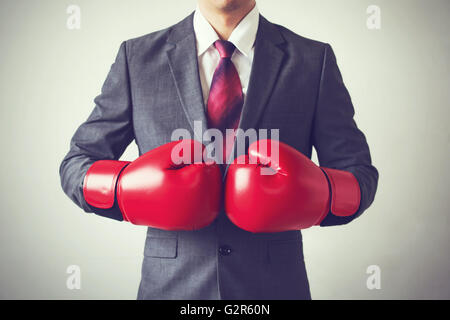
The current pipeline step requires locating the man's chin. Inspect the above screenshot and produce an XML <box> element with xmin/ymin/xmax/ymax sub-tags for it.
<box><xmin>206</xmin><ymin>0</ymin><xmax>253</xmax><ymax>13</ymax></box>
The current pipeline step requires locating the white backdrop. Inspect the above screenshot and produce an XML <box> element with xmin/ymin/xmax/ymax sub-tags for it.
<box><xmin>0</xmin><ymin>0</ymin><xmax>449</xmax><ymax>299</ymax></box>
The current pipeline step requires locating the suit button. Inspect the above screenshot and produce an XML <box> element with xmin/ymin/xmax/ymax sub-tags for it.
<box><xmin>219</xmin><ymin>245</ymin><xmax>232</xmax><ymax>256</ymax></box>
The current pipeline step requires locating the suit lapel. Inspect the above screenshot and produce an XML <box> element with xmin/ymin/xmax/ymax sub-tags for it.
<box><xmin>237</xmin><ymin>15</ymin><xmax>285</xmax><ymax>133</ymax></box>
<box><xmin>166</xmin><ymin>13</ymin><xmax>208</xmax><ymax>142</ymax></box>
<box><xmin>224</xmin><ymin>15</ymin><xmax>286</xmax><ymax>173</ymax></box>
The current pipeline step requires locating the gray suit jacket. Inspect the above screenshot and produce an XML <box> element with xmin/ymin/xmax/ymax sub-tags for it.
<box><xmin>60</xmin><ymin>13</ymin><xmax>378</xmax><ymax>299</ymax></box>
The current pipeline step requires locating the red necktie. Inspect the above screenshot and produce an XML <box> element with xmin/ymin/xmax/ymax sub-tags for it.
<box><xmin>206</xmin><ymin>40</ymin><xmax>244</xmax><ymax>163</ymax></box>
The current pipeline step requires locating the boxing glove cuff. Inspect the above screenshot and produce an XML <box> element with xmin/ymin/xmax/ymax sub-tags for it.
<box><xmin>83</xmin><ymin>160</ymin><xmax>130</xmax><ymax>210</ymax></box>
<box><xmin>321</xmin><ymin>167</ymin><xmax>361</xmax><ymax>217</ymax></box>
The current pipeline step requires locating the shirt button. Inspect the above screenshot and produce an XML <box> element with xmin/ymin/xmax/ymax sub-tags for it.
<box><xmin>218</xmin><ymin>245</ymin><xmax>232</xmax><ymax>256</ymax></box>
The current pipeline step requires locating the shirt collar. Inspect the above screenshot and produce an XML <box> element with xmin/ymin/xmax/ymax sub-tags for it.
<box><xmin>193</xmin><ymin>4</ymin><xmax>259</xmax><ymax>57</ymax></box>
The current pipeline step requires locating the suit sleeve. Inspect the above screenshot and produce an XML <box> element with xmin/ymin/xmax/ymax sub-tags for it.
<box><xmin>59</xmin><ymin>41</ymin><xmax>134</xmax><ymax>221</ymax></box>
<box><xmin>312</xmin><ymin>44</ymin><xmax>379</xmax><ymax>226</ymax></box>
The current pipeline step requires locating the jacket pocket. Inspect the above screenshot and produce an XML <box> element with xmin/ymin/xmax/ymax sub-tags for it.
<box><xmin>267</xmin><ymin>239</ymin><xmax>304</xmax><ymax>264</ymax></box>
<box><xmin>144</xmin><ymin>237</ymin><xmax>178</xmax><ymax>259</ymax></box>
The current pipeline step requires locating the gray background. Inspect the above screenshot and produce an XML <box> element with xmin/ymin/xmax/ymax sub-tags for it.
<box><xmin>0</xmin><ymin>0</ymin><xmax>449</xmax><ymax>299</ymax></box>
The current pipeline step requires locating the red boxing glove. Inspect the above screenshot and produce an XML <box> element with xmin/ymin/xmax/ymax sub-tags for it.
<box><xmin>83</xmin><ymin>140</ymin><xmax>222</xmax><ymax>230</ymax></box>
<box><xmin>225</xmin><ymin>140</ymin><xmax>360</xmax><ymax>232</ymax></box>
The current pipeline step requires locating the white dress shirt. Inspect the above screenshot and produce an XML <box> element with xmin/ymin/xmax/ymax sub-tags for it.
<box><xmin>193</xmin><ymin>4</ymin><xmax>260</xmax><ymax>107</ymax></box>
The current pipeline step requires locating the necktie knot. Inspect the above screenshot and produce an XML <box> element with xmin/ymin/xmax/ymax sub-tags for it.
<box><xmin>214</xmin><ymin>40</ymin><xmax>235</xmax><ymax>59</ymax></box>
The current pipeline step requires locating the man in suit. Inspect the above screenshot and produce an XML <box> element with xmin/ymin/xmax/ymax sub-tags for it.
<box><xmin>60</xmin><ymin>0</ymin><xmax>378</xmax><ymax>299</ymax></box>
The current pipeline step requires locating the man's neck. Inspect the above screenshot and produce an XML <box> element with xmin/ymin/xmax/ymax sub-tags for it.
<box><xmin>197</xmin><ymin>1</ymin><xmax>256</xmax><ymax>40</ymax></box>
